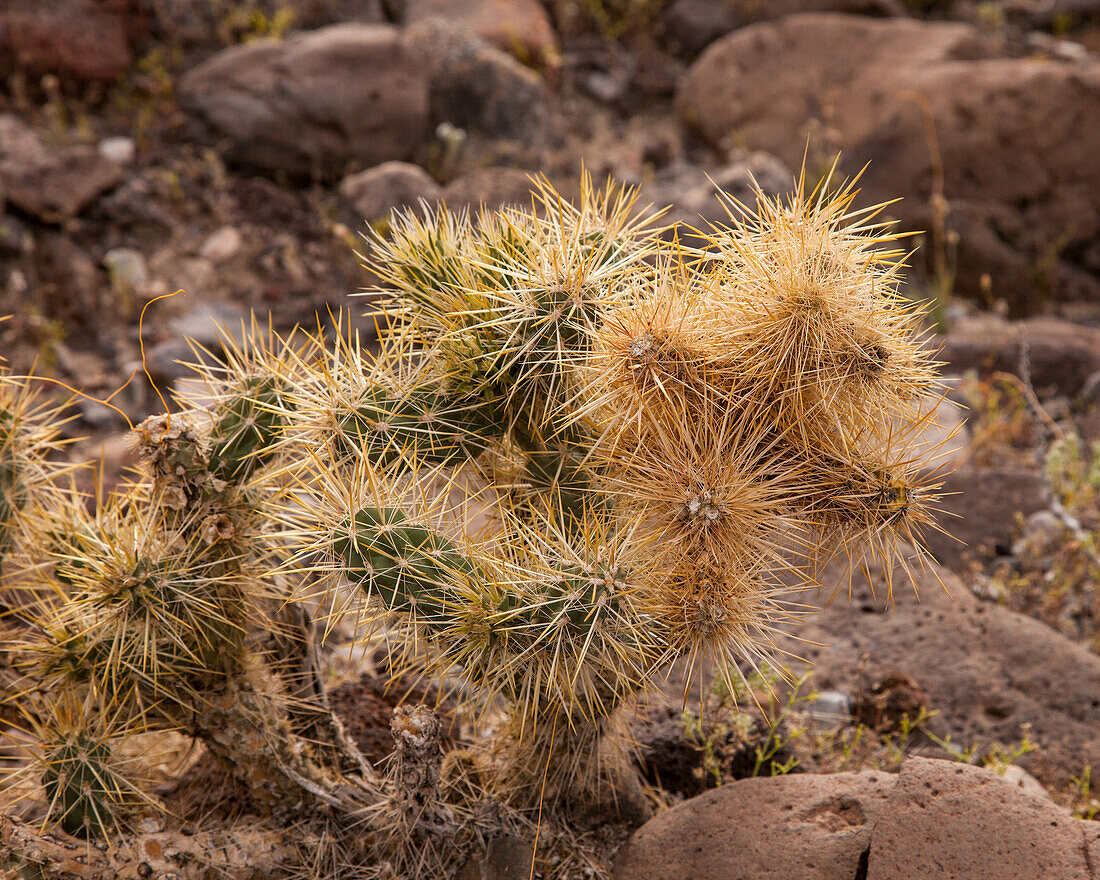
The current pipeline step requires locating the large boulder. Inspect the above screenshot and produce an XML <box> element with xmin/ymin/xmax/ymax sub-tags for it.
<box><xmin>678</xmin><ymin>15</ymin><xmax>1100</xmax><ymax>315</ymax></box>
<box><xmin>614</xmin><ymin>770</ymin><xmax>897</xmax><ymax>880</ymax></box>
<box><xmin>868</xmin><ymin>757</ymin><xmax>1096</xmax><ymax>880</ymax></box>
<box><xmin>177</xmin><ymin>24</ymin><xmax>430</xmax><ymax>177</ymax></box>
<box><xmin>0</xmin><ymin>115</ymin><xmax>123</xmax><ymax>221</ymax></box>
<box><xmin>616</xmin><ymin>758</ymin><xmax>1100</xmax><ymax>880</ymax></box>
<box><xmin>0</xmin><ymin>0</ymin><xmax>142</xmax><ymax>82</ymax></box>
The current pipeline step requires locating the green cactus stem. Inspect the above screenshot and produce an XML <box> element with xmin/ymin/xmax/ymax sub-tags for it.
<box><xmin>337</xmin><ymin>389</ymin><xmax>500</xmax><ymax>468</ymax></box>
<box><xmin>208</xmin><ymin>375</ymin><xmax>289</xmax><ymax>482</ymax></box>
<box><xmin>41</xmin><ymin>734</ymin><xmax>126</xmax><ymax>837</ymax></box>
<box><xmin>0</xmin><ymin>407</ymin><xmax>20</xmax><ymax>560</ymax></box>
<box><xmin>335</xmin><ymin>505</ymin><xmax>481</xmax><ymax>626</ymax></box>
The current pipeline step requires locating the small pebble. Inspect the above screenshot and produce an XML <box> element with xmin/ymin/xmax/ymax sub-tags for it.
<box><xmin>103</xmin><ymin>247</ymin><xmax>148</xmax><ymax>292</ymax></box>
<box><xmin>200</xmin><ymin>226</ymin><xmax>243</xmax><ymax>264</ymax></box>
<box><xmin>98</xmin><ymin>135</ymin><xmax>136</xmax><ymax>165</ymax></box>
<box><xmin>807</xmin><ymin>690</ymin><xmax>851</xmax><ymax>724</ymax></box>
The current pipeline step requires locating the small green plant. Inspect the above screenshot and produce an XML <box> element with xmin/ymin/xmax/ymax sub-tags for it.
<box><xmin>217</xmin><ymin>3</ymin><xmax>296</xmax><ymax>44</ymax></box>
<box><xmin>1045</xmin><ymin>432</ymin><xmax>1100</xmax><ymax>513</ymax></box>
<box><xmin>681</xmin><ymin>665</ymin><xmax>815</xmax><ymax>784</ymax></box>
<box><xmin>1070</xmin><ymin>766</ymin><xmax>1100</xmax><ymax>820</ymax></box>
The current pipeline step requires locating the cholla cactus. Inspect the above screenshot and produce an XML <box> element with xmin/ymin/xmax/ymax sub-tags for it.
<box><xmin>0</xmin><ymin>172</ymin><xmax>950</xmax><ymax>878</ymax></box>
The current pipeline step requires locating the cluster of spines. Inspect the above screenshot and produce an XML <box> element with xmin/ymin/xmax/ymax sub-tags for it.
<box><xmin>281</xmin><ymin>170</ymin><xmax>950</xmax><ymax>815</ymax></box>
<box><xmin>1</xmin><ymin>325</ymin><xmax>322</xmax><ymax>837</ymax></box>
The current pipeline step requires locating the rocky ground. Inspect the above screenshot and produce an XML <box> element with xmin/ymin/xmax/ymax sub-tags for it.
<box><xmin>3</xmin><ymin>0</ymin><xmax>1100</xmax><ymax>878</ymax></box>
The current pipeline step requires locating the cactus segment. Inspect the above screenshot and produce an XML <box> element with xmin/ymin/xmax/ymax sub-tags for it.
<box><xmin>337</xmin><ymin>389</ymin><xmax>500</xmax><ymax>468</ymax></box>
<box><xmin>335</xmin><ymin>506</ymin><xmax>481</xmax><ymax>625</ymax></box>
<box><xmin>499</xmin><ymin>563</ymin><xmax>620</xmax><ymax>635</ymax></box>
<box><xmin>522</xmin><ymin>446</ymin><xmax>603</xmax><ymax>519</ymax></box>
<box><xmin>208</xmin><ymin>375</ymin><xmax>288</xmax><ymax>482</ymax></box>
<box><xmin>41</xmin><ymin>734</ymin><xmax>126</xmax><ymax>837</ymax></box>
<box><xmin>0</xmin><ymin>407</ymin><xmax>20</xmax><ymax>557</ymax></box>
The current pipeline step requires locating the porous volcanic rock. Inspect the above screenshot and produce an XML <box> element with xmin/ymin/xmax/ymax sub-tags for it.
<box><xmin>925</xmin><ymin>465</ymin><xmax>1047</xmax><ymax>567</ymax></box>
<box><xmin>177</xmin><ymin>24</ymin><xmax>430</xmax><ymax>177</ymax></box>
<box><xmin>616</xmin><ymin>758</ymin><xmax>1100</xmax><ymax>880</ymax></box>
<box><xmin>0</xmin><ymin>0</ymin><xmax>142</xmax><ymax>82</ymax></box>
<box><xmin>787</xmin><ymin>554</ymin><xmax>1100</xmax><ymax>789</ymax></box>
<box><xmin>678</xmin><ymin>14</ymin><xmax>1100</xmax><ymax>314</ymax></box>
<box><xmin>867</xmin><ymin>757</ymin><xmax>1095</xmax><ymax>880</ymax></box>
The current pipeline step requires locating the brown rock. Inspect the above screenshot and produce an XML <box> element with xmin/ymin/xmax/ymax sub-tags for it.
<box><xmin>0</xmin><ymin>0</ymin><xmax>141</xmax><ymax>82</ymax></box>
<box><xmin>0</xmin><ymin>115</ymin><xmax>123</xmax><ymax>221</ymax></box>
<box><xmin>788</xmin><ymin>554</ymin><xmax>1100</xmax><ymax>790</ymax></box>
<box><xmin>614</xmin><ymin>770</ymin><xmax>897</xmax><ymax>880</ymax></box>
<box><xmin>925</xmin><ymin>466</ymin><xmax>1047</xmax><ymax>567</ymax></box>
<box><xmin>678</xmin><ymin>15</ymin><xmax>1100</xmax><ymax>315</ymax></box>
<box><xmin>441</xmin><ymin>167</ymin><xmax>538</xmax><ymax>213</ymax></box>
<box><xmin>401</xmin><ymin>0</ymin><xmax>558</xmax><ymax>63</ymax></box>
<box><xmin>643</xmin><ymin>152</ymin><xmax>793</xmax><ymax>236</ymax></box>
<box><xmin>407</xmin><ymin>20</ymin><xmax>553</xmax><ymax>147</ymax></box>
<box><xmin>339</xmin><ymin>161</ymin><xmax>442</xmax><ymax>221</ymax></box>
<box><xmin>867</xmin><ymin>757</ymin><xmax>1093</xmax><ymax>880</ymax></box>
<box><xmin>937</xmin><ymin>315</ymin><xmax>1100</xmax><ymax>397</ymax></box>
<box><xmin>661</xmin><ymin>0</ymin><xmax>742</xmax><ymax>57</ymax></box>
<box><xmin>1088</xmin><ymin>824</ymin><xmax>1100</xmax><ymax>880</ymax></box>
<box><xmin>177</xmin><ymin>24</ymin><xmax>430</xmax><ymax>177</ymax></box>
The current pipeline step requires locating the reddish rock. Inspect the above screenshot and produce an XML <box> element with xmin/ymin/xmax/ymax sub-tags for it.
<box><xmin>0</xmin><ymin>0</ymin><xmax>141</xmax><ymax>82</ymax></box>
<box><xmin>614</xmin><ymin>770</ymin><xmax>897</xmax><ymax>880</ymax></box>
<box><xmin>678</xmin><ymin>15</ymin><xmax>1100</xmax><ymax>315</ymax></box>
<box><xmin>867</xmin><ymin>757</ymin><xmax>1094</xmax><ymax>880</ymax></box>
<box><xmin>0</xmin><ymin>115</ymin><xmax>123</xmax><ymax>221</ymax></box>
<box><xmin>177</xmin><ymin>24</ymin><xmax>430</xmax><ymax>177</ymax></box>
<box><xmin>787</xmin><ymin>554</ymin><xmax>1100</xmax><ymax>791</ymax></box>
<box><xmin>441</xmin><ymin>167</ymin><xmax>539</xmax><ymax>214</ymax></box>
<box><xmin>937</xmin><ymin>315</ymin><xmax>1100</xmax><ymax>397</ymax></box>
<box><xmin>618</xmin><ymin>758</ymin><xmax>1100</xmax><ymax>880</ymax></box>
<box><xmin>401</xmin><ymin>0</ymin><xmax>558</xmax><ymax>63</ymax></box>
<box><xmin>925</xmin><ymin>466</ymin><xmax>1047</xmax><ymax>567</ymax></box>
